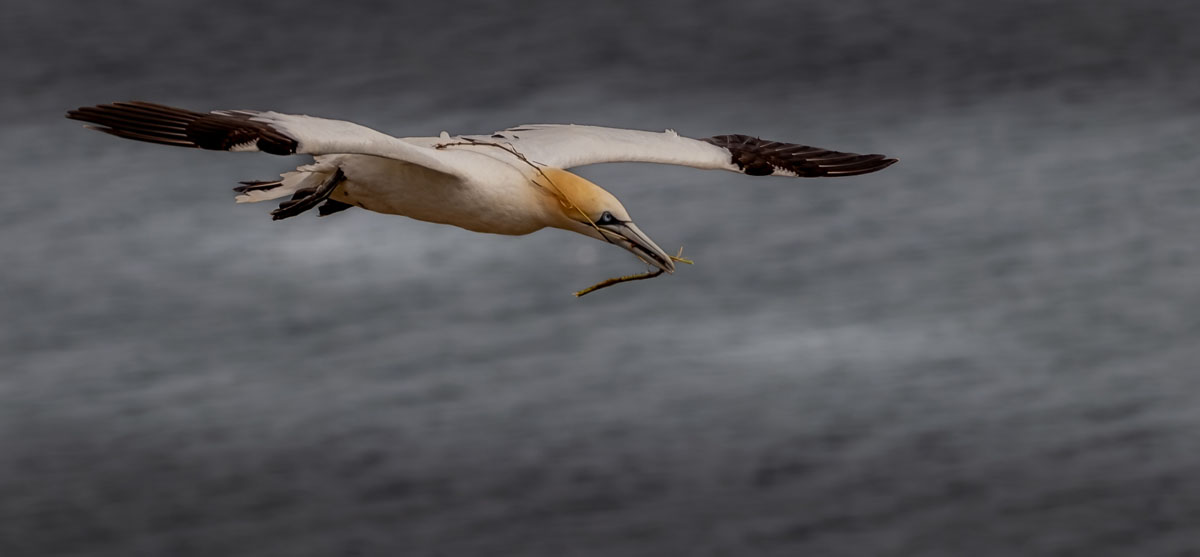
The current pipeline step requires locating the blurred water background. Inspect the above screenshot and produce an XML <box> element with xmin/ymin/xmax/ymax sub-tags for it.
<box><xmin>3</xmin><ymin>1</ymin><xmax>1200</xmax><ymax>555</ymax></box>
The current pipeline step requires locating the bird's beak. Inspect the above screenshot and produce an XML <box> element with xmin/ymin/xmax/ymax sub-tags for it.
<box><xmin>598</xmin><ymin>221</ymin><xmax>675</xmax><ymax>274</ymax></box>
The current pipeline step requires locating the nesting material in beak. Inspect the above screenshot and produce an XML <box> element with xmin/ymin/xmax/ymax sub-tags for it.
<box><xmin>597</xmin><ymin>221</ymin><xmax>675</xmax><ymax>273</ymax></box>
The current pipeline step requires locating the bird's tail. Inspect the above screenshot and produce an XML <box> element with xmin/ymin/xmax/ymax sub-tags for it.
<box><xmin>232</xmin><ymin>155</ymin><xmax>342</xmax><ymax>203</ymax></box>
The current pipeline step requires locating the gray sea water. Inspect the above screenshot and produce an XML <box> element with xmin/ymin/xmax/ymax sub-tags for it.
<box><xmin>3</xmin><ymin>1</ymin><xmax>1200</xmax><ymax>555</ymax></box>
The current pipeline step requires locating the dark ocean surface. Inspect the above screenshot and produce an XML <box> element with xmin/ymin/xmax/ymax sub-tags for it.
<box><xmin>3</xmin><ymin>1</ymin><xmax>1200</xmax><ymax>555</ymax></box>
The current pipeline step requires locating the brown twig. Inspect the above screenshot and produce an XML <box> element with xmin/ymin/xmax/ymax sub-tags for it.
<box><xmin>573</xmin><ymin>248</ymin><xmax>694</xmax><ymax>297</ymax></box>
<box><xmin>573</xmin><ymin>269</ymin><xmax>665</xmax><ymax>297</ymax></box>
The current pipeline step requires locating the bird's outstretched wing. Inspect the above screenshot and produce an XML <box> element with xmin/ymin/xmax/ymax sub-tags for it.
<box><xmin>67</xmin><ymin>101</ymin><xmax>471</xmax><ymax>178</ymax></box>
<box><xmin>478</xmin><ymin>124</ymin><xmax>897</xmax><ymax>177</ymax></box>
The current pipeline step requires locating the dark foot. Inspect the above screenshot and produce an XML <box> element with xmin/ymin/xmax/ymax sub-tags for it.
<box><xmin>318</xmin><ymin>199</ymin><xmax>354</xmax><ymax>217</ymax></box>
<box><xmin>271</xmin><ymin>169</ymin><xmax>345</xmax><ymax>221</ymax></box>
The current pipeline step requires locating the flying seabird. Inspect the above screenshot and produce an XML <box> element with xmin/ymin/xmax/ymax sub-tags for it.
<box><xmin>66</xmin><ymin>101</ymin><xmax>897</xmax><ymax>279</ymax></box>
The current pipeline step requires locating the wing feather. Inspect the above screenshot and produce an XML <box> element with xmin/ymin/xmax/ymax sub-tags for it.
<box><xmin>476</xmin><ymin>124</ymin><xmax>733</xmax><ymax>170</ymax></box>
<box><xmin>68</xmin><ymin>104</ymin><xmax>897</xmax><ymax>181</ymax></box>
<box><xmin>703</xmin><ymin>134</ymin><xmax>897</xmax><ymax>177</ymax></box>
<box><xmin>67</xmin><ymin>101</ymin><xmax>471</xmax><ymax>178</ymax></box>
<box><xmin>478</xmin><ymin>124</ymin><xmax>897</xmax><ymax>178</ymax></box>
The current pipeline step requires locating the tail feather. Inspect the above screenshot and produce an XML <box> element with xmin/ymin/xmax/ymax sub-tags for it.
<box><xmin>234</xmin><ymin>171</ymin><xmax>320</xmax><ymax>204</ymax></box>
<box><xmin>234</xmin><ymin>156</ymin><xmax>344</xmax><ymax>204</ymax></box>
<box><xmin>233</xmin><ymin>180</ymin><xmax>283</xmax><ymax>194</ymax></box>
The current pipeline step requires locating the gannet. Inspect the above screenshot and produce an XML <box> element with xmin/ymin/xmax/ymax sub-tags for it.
<box><xmin>66</xmin><ymin>101</ymin><xmax>897</xmax><ymax>276</ymax></box>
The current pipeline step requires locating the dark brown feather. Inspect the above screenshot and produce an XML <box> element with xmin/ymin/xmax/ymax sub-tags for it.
<box><xmin>703</xmin><ymin>134</ymin><xmax>897</xmax><ymax>178</ymax></box>
<box><xmin>233</xmin><ymin>180</ymin><xmax>283</xmax><ymax>194</ymax></box>
<box><xmin>66</xmin><ymin>101</ymin><xmax>299</xmax><ymax>155</ymax></box>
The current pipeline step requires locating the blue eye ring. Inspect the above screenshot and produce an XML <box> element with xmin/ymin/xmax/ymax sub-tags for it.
<box><xmin>598</xmin><ymin>211</ymin><xmax>616</xmax><ymax>225</ymax></box>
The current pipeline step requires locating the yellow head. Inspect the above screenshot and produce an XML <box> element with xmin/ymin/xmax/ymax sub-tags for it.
<box><xmin>535</xmin><ymin>168</ymin><xmax>674</xmax><ymax>273</ymax></box>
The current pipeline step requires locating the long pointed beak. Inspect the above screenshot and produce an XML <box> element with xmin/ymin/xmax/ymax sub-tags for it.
<box><xmin>599</xmin><ymin>221</ymin><xmax>675</xmax><ymax>274</ymax></box>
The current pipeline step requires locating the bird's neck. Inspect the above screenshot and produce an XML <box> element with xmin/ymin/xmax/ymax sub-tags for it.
<box><xmin>532</xmin><ymin>167</ymin><xmax>602</xmax><ymax>226</ymax></box>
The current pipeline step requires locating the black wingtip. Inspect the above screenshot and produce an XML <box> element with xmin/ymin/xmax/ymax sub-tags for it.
<box><xmin>704</xmin><ymin>134</ymin><xmax>899</xmax><ymax>178</ymax></box>
<box><xmin>65</xmin><ymin>101</ymin><xmax>201</xmax><ymax>147</ymax></box>
<box><xmin>65</xmin><ymin>101</ymin><xmax>299</xmax><ymax>155</ymax></box>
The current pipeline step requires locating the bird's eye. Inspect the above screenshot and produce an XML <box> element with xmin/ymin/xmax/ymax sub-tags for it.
<box><xmin>598</xmin><ymin>211</ymin><xmax>616</xmax><ymax>225</ymax></box>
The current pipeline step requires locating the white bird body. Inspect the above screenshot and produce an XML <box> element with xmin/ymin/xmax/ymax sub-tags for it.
<box><xmin>321</xmin><ymin>153</ymin><xmax>554</xmax><ymax>236</ymax></box>
<box><xmin>67</xmin><ymin>102</ymin><xmax>898</xmax><ymax>277</ymax></box>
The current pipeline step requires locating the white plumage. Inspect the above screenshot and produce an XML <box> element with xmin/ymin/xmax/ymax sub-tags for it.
<box><xmin>457</xmin><ymin>124</ymin><xmax>739</xmax><ymax>171</ymax></box>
